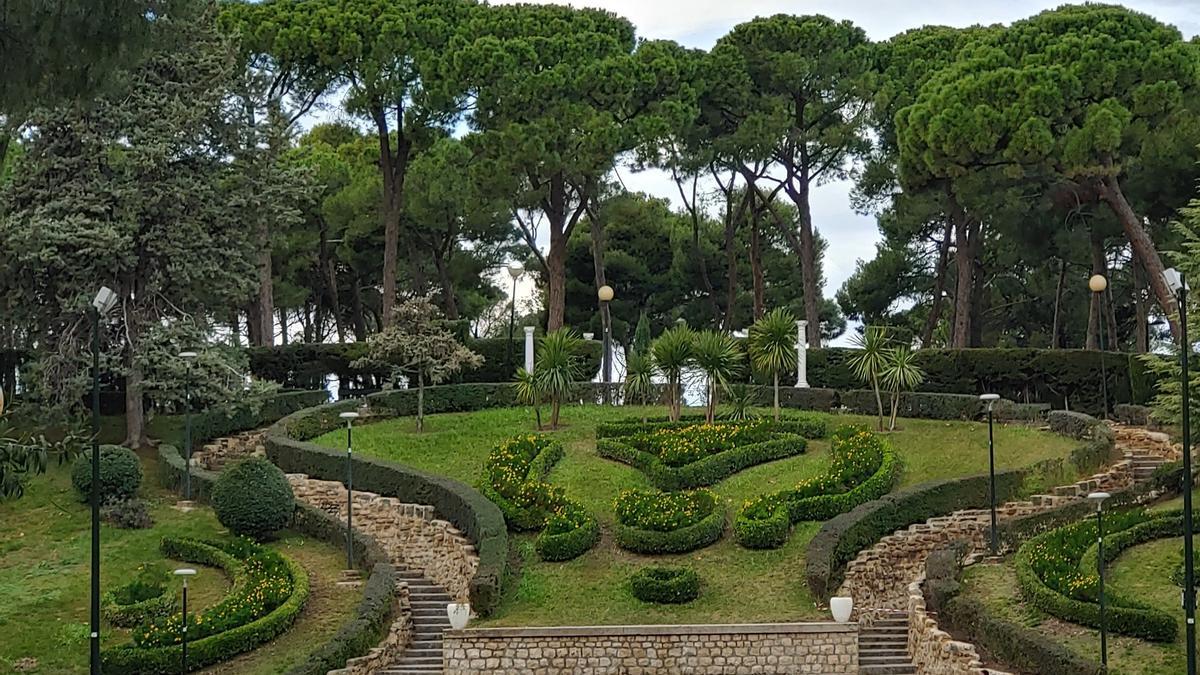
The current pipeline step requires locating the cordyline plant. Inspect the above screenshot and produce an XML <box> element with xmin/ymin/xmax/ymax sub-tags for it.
<box><xmin>692</xmin><ymin>330</ymin><xmax>744</xmax><ymax>423</ymax></box>
<box><xmin>748</xmin><ymin>308</ymin><xmax>798</xmax><ymax>421</ymax></box>
<box><xmin>623</xmin><ymin>350</ymin><xmax>656</xmax><ymax>424</ymax></box>
<box><xmin>354</xmin><ymin>297</ymin><xmax>482</xmax><ymax>431</ymax></box>
<box><xmin>651</xmin><ymin>325</ymin><xmax>694</xmax><ymax>422</ymax></box>
<box><xmin>848</xmin><ymin>326</ymin><xmax>892</xmax><ymax>431</ymax></box>
<box><xmin>532</xmin><ymin>328</ymin><xmax>584</xmax><ymax>430</ymax></box>
<box><xmin>881</xmin><ymin>346</ymin><xmax>924</xmax><ymax>431</ymax></box>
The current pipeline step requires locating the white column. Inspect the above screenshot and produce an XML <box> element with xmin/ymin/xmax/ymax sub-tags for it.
<box><xmin>524</xmin><ymin>326</ymin><xmax>535</xmax><ymax>373</ymax></box>
<box><xmin>796</xmin><ymin>319</ymin><xmax>810</xmax><ymax>388</ymax></box>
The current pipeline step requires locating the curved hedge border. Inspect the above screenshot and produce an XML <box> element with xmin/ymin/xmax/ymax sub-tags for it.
<box><xmin>595</xmin><ymin>413</ymin><xmax>829</xmax><ymax>441</ymax></box>
<box><xmin>535</xmin><ymin>502</ymin><xmax>601</xmax><ymax>562</ymax></box>
<box><xmin>1014</xmin><ymin>511</ymin><xmax>1176</xmax><ymax>642</ymax></box>
<box><xmin>596</xmin><ymin>418</ymin><xmax>816</xmax><ymax>491</ymax></box>
<box><xmin>102</xmin><ymin>539</ymin><xmax>310</xmax><ymax>674</ymax></box>
<box><xmin>614</xmin><ymin>489</ymin><xmax>726</xmax><ymax>554</ymax></box>
<box><xmin>735</xmin><ymin>430</ymin><xmax>901</xmax><ymax>549</ymax></box>
<box><xmin>478</xmin><ymin>435</ymin><xmax>566</xmax><ymax>531</ymax></box>
<box><xmin>630</xmin><ymin>566</ymin><xmax>701</xmax><ymax>604</ymax></box>
<box><xmin>101</xmin><ymin>589</ymin><xmax>175</xmax><ymax>629</ymax></box>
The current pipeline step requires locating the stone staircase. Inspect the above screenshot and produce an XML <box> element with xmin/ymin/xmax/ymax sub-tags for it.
<box><xmin>380</xmin><ymin>570</ymin><xmax>452</xmax><ymax>675</ymax></box>
<box><xmin>1126</xmin><ymin>445</ymin><xmax>1169</xmax><ymax>480</ymax></box>
<box><xmin>859</xmin><ymin>611</ymin><xmax>915</xmax><ymax>675</ymax></box>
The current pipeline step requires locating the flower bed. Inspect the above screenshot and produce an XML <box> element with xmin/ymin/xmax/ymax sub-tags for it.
<box><xmin>734</xmin><ymin>426</ymin><xmax>900</xmax><ymax>549</ymax></box>
<box><xmin>101</xmin><ymin>564</ymin><xmax>176</xmax><ymax>628</ymax></box>
<box><xmin>477</xmin><ymin>433</ymin><xmax>598</xmax><ymax>562</ymax></box>
<box><xmin>629</xmin><ymin>566</ymin><xmax>701</xmax><ymax>604</ymax></box>
<box><xmin>1014</xmin><ymin>508</ymin><xmax>1177</xmax><ymax>642</ymax></box>
<box><xmin>102</xmin><ymin>537</ymin><xmax>310</xmax><ymax>674</ymax></box>
<box><xmin>596</xmin><ymin>418</ymin><xmax>813</xmax><ymax>490</ymax></box>
<box><xmin>614</xmin><ymin>488</ymin><xmax>726</xmax><ymax>554</ymax></box>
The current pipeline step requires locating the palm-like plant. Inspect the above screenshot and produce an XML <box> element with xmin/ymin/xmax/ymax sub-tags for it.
<box><xmin>651</xmin><ymin>325</ymin><xmax>694</xmax><ymax>421</ymax></box>
<box><xmin>748</xmin><ymin>308</ymin><xmax>799</xmax><ymax>421</ymax></box>
<box><xmin>723</xmin><ymin>384</ymin><xmax>761</xmax><ymax>422</ymax></box>
<box><xmin>534</xmin><ymin>328</ymin><xmax>583</xmax><ymax>429</ymax></box>
<box><xmin>848</xmin><ymin>326</ymin><xmax>892</xmax><ymax>431</ymax></box>
<box><xmin>513</xmin><ymin>367</ymin><xmax>544</xmax><ymax>430</ymax></box>
<box><xmin>692</xmin><ymin>330</ymin><xmax>744</xmax><ymax>423</ymax></box>
<box><xmin>881</xmin><ymin>346</ymin><xmax>925</xmax><ymax>431</ymax></box>
<box><xmin>623</xmin><ymin>350</ymin><xmax>656</xmax><ymax>424</ymax></box>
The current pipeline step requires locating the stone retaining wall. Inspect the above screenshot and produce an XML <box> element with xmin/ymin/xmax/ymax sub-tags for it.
<box><xmin>442</xmin><ymin>623</ymin><xmax>858</xmax><ymax>675</ymax></box>
<box><xmin>288</xmin><ymin>474</ymin><xmax>480</xmax><ymax>602</ymax></box>
<box><xmin>906</xmin><ymin>576</ymin><xmax>1008</xmax><ymax>675</ymax></box>
<box><xmin>330</xmin><ymin>584</ymin><xmax>413</xmax><ymax>675</ymax></box>
<box><xmin>194</xmin><ymin>429</ymin><xmax>267</xmax><ymax>471</ymax></box>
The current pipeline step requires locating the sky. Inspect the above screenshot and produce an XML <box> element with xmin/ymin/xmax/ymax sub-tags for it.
<box><xmin>477</xmin><ymin>0</ymin><xmax>1199</xmax><ymax>345</ymax></box>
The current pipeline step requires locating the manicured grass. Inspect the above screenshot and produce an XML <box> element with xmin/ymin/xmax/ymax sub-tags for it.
<box><xmin>314</xmin><ymin>404</ymin><xmax>1077</xmax><ymax>625</ymax></box>
<box><xmin>0</xmin><ymin>442</ymin><xmax>359</xmax><ymax>674</ymax></box>
<box><xmin>961</xmin><ymin>540</ymin><xmax>1200</xmax><ymax>675</ymax></box>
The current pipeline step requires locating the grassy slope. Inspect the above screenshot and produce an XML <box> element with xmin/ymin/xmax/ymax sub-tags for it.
<box><xmin>313</xmin><ymin>404</ymin><xmax>1076</xmax><ymax>626</ymax></box>
<box><xmin>0</xmin><ymin>415</ymin><xmax>360</xmax><ymax>675</ymax></box>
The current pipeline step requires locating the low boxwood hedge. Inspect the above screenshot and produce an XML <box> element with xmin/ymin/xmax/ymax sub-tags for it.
<box><xmin>629</xmin><ymin>566</ymin><xmax>701</xmax><ymax>604</ymax></box>
<box><xmin>613</xmin><ymin>489</ymin><xmax>726</xmax><ymax>554</ymax></box>
<box><xmin>735</xmin><ymin>427</ymin><xmax>900</xmax><ymax>550</ymax></box>
<box><xmin>102</xmin><ymin>538</ymin><xmax>310</xmax><ymax>674</ymax></box>
<box><xmin>283</xmin><ymin>561</ymin><xmax>398</xmax><ymax>675</ymax></box>
<box><xmin>839</xmin><ymin>389</ymin><xmax>985</xmax><ymax>420</ymax></box>
<box><xmin>478</xmin><ymin>435</ymin><xmax>566</xmax><ymax>531</ymax></box>
<box><xmin>595</xmin><ymin>413</ymin><xmax>829</xmax><ymax>441</ymax></box>
<box><xmin>534</xmin><ymin>501</ymin><xmax>600</xmax><ymax>562</ymax></box>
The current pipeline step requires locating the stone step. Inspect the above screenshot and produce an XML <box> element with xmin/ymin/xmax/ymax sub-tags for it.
<box><xmin>380</xmin><ymin>668</ymin><xmax>443</xmax><ymax>675</ymax></box>
<box><xmin>860</xmin><ymin>665</ymin><xmax>916</xmax><ymax>675</ymax></box>
<box><xmin>392</xmin><ymin>656</ymin><xmax>442</xmax><ymax>666</ymax></box>
<box><xmin>860</xmin><ymin>648</ymin><xmax>910</xmax><ymax>658</ymax></box>
<box><xmin>410</xmin><ymin>599</ymin><xmax>448</xmax><ymax>607</ymax></box>
<box><xmin>401</xmin><ymin>649</ymin><xmax>442</xmax><ymax>659</ymax></box>
<box><xmin>411</xmin><ymin>640</ymin><xmax>442</xmax><ymax>650</ymax></box>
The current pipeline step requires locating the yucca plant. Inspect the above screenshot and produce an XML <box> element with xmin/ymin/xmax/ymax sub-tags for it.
<box><xmin>651</xmin><ymin>325</ymin><xmax>694</xmax><ymax>421</ymax></box>
<box><xmin>512</xmin><ymin>367</ymin><xmax>544</xmax><ymax>430</ymax></box>
<box><xmin>534</xmin><ymin>328</ymin><xmax>583</xmax><ymax>429</ymax></box>
<box><xmin>692</xmin><ymin>330</ymin><xmax>744</xmax><ymax>423</ymax></box>
<box><xmin>848</xmin><ymin>325</ymin><xmax>892</xmax><ymax>431</ymax></box>
<box><xmin>623</xmin><ymin>350</ymin><xmax>656</xmax><ymax>424</ymax></box>
<box><xmin>723</xmin><ymin>384</ymin><xmax>761</xmax><ymax>422</ymax></box>
<box><xmin>748</xmin><ymin>308</ymin><xmax>799</xmax><ymax>422</ymax></box>
<box><xmin>881</xmin><ymin>346</ymin><xmax>925</xmax><ymax>431</ymax></box>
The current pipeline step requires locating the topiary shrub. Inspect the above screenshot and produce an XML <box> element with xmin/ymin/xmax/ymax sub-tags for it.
<box><xmin>629</xmin><ymin>566</ymin><xmax>700</xmax><ymax>604</ymax></box>
<box><xmin>211</xmin><ymin>457</ymin><xmax>295</xmax><ymax>540</ymax></box>
<box><xmin>534</xmin><ymin>501</ymin><xmax>600</xmax><ymax>562</ymax></box>
<box><xmin>614</xmin><ymin>488</ymin><xmax>725</xmax><ymax>554</ymax></box>
<box><xmin>72</xmin><ymin>445</ymin><xmax>142</xmax><ymax>503</ymax></box>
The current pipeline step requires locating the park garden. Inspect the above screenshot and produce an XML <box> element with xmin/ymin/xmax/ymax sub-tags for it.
<box><xmin>6</xmin><ymin>0</ymin><xmax>1200</xmax><ymax>674</ymax></box>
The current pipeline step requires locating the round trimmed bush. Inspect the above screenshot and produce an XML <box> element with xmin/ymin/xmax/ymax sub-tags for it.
<box><xmin>629</xmin><ymin>566</ymin><xmax>700</xmax><ymax>604</ymax></box>
<box><xmin>71</xmin><ymin>445</ymin><xmax>142</xmax><ymax>503</ymax></box>
<box><xmin>212</xmin><ymin>457</ymin><xmax>295</xmax><ymax>540</ymax></box>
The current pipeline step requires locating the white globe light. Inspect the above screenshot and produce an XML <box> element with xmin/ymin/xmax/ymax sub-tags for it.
<box><xmin>597</xmin><ymin>285</ymin><xmax>614</xmax><ymax>302</ymax></box>
<box><xmin>1088</xmin><ymin>274</ymin><xmax>1107</xmax><ymax>293</ymax></box>
<box><xmin>506</xmin><ymin>261</ymin><xmax>524</xmax><ymax>280</ymax></box>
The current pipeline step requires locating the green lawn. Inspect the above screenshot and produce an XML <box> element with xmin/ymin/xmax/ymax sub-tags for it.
<box><xmin>314</xmin><ymin>404</ymin><xmax>1077</xmax><ymax>626</ymax></box>
<box><xmin>962</xmin><ymin>536</ymin><xmax>1200</xmax><ymax>675</ymax></box>
<box><xmin>0</xmin><ymin>422</ymin><xmax>360</xmax><ymax>675</ymax></box>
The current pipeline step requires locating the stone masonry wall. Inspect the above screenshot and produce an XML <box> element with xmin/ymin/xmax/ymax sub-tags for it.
<box><xmin>329</xmin><ymin>583</ymin><xmax>413</xmax><ymax>675</ymax></box>
<box><xmin>288</xmin><ymin>474</ymin><xmax>480</xmax><ymax>602</ymax></box>
<box><xmin>906</xmin><ymin>577</ymin><xmax>1009</xmax><ymax>675</ymax></box>
<box><xmin>193</xmin><ymin>429</ymin><xmax>267</xmax><ymax>471</ymax></box>
<box><xmin>442</xmin><ymin>624</ymin><xmax>858</xmax><ymax>675</ymax></box>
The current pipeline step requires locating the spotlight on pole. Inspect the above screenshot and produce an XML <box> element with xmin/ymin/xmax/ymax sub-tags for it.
<box><xmin>1088</xmin><ymin>274</ymin><xmax>1110</xmax><ymax>418</ymax></box>
<box><xmin>597</xmin><ymin>284</ymin><xmax>614</xmax><ymax>404</ymax></box>
<box><xmin>89</xmin><ymin>286</ymin><xmax>119</xmax><ymax>675</ymax></box>
<box><xmin>980</xmin><ymin>393</ymin><xmax>1001</xmax><ymax>555</ymax></box>
<box><xmin>1087</xmin><ymin>491</ymin><xmax>1111</xmax><ymax>669</ymax></box>
<box><xmin>505</xmin><ymin>261</ymin><xmax>524</xmax><ymax>377</ymax></box>
<box><xmin>339</xmin><ymin>411</ymin><xmax>360</xmax><ymax>570</ymax></box>
<box><xmin>1164</xmin><ymin>266</ymin><xmax>1195</xmax><ymax>675</ymax></box>
<box><xmin>174</xmin><ymin>567</ymin><xmax>198</xmax><ymax>674</ymax></box>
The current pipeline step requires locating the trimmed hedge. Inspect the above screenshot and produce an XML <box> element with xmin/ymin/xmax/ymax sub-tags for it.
<box><xmin>840</xmin><ymin>390</ymin><xmax>984</xmax><ymax>420</ymax></box>
<box><xmin>595</xmin><ymin>413</ymin><xmax>828</xmax><ymax>441</ymax></box>
<box><xmin>478</xmin><ymin>435</ymin><xmax>566</xmax><ymax>531</ymax></box>
<box><xmin>614</xmin><ymin>489</ymin><xmax>726</xmax><ymax>554</ymax></box>
<box><xmin>193</xmin><ymin>389</ymin><xmax>330</xmax><ymax>446</ymax></box>
<box><xmin>534</xmin><ymin>501</ymin><xmax>600</xmax><ymax>562</ymax></box>
<box><xmin>211</xmin><ymin>457</ymin><xmax>296</xmax><ymax>540</ymax></box>
<box><xmin>629</xmin><ymin>566</ymin><xmax>701</xmax><ymax>604</ymax></box>
<box><xmin>101</xmin><ymin>587</ymin><xmax>175</xmax><ymax>629</ymax></box>
<box><xmin>283</xmin><ymin>560</ymin><xmax>398</xmax><ymax>675</ymax></box>
<box><xmin>1113</xmin><ymin>403</ymin><xmax>1153</xmax><ymax>426</ymax></box>
<box><xmin>805</xmin><ymin>469</ymin><xmax>1027</xmax><ymax>601</ymax></box>
<box><xmin>102</xmin><ymin>538</ymin><xmax>310</xmax><ymax>674</ymax></box>
<box><xmin>941</xmin><ymin>594</ymin><xmax>1104</xmax><ymax>675</ymax></box>
<box><xmin>1046</xmin><ymin>410</ymin><xmax>1101</xmax><ymax>440</ymax></box>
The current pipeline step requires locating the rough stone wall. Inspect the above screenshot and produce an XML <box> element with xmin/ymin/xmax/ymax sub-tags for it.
<box><xmin>329</xmin><ymin>584</ymin><xmax>413</xmax><ymax>675</ymax></box>
<box><xmin>907</xmin><ymin>578</ymin><xmax>1010</xmax><ymax>675</ymax></box>
<box><xmin>288</xmin><ymin>474</ymin><xmax>479</xmax><ymax>602</ymax></box>
<box><xmin>193</xmin><ymin>429</ymin><xmax>267</xmax><ymax>471</ymax></box>
<box><xmin>442</xmin><ymin>624</ymin><xmax>858</xmax><ymax>675</ymax></box>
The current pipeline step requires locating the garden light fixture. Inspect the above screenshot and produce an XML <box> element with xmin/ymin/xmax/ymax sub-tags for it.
<box><xmin>598</xmin><ymin>285</ymin><xmax>614</xmax><ymax>402</ymax></box>
<box><xmin>180</xmin><ymin>351</ymin><xmax>198</xmax><ymax>502</ymax></box>
<box><xmin>174</xmin><ymin>568</ymin><xmax>198</xmax><ymax>673</ymax></box>
<box><xmin>505</xmin><ymin>262</ymin><xmax>524</xmax><ymax>378</ymax></box>
<box><xmin>1088</xmin><ymin>275</ymin><xmax>1109</xmax><ymax>418</ymax></box>
<box><xmin>339</xmin><ymin>411</ymin><xmax>360</xmax><ymax>570</ymax></box>
<box><xmin>980</xmin><ymin>393</ymin><xmax>1001</xmax><ymax>555</ymax></box>
<box><xmin>1087</xmin><ymin>492</ymin><xmax>1111</xmax><ymax>668</ymax></box>
<box><xmin>1164</xmin><ymin>266</ymin><xmax>1196</xmax><ymax>675</ymax></box>
<box><xmin>89</xmin><ymin>286</ymin><xmax>119</xmax><ymax>675</ymax></box>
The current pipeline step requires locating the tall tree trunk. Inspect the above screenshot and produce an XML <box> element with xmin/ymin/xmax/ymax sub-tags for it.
<box><xmin>246</xmin><ymin>300</ymin><xmax>262</xmax><ymax>347</ymax></box>
<box><xmin>792</xmin><ymin>180</ymin><xmax>822</xmax><ymax>347</ymax></box>
<box><xmin>349</xmin><ymin>274</ymin><xmax>368</xmax><ymax>341</ymax></box>
<box><xmin>546</xmin><ymin>229</ymin><xmax>568</xmax><ymax>331</ymax></box>
<box><xmin>416</xmin><ymin>370</ymin><xmax>425</xmax><ymax>432</ymax></box>
<box><xmin>1098</xmin><ymin>172</ymin><xmax>1180</xmax><ymax>338</ymax></box>
<box><xmin>969</xmin><ymin>255</ymin><xmax>986</xmax><ymax>347</ymax></box>
<box><xmin>256</xmin><ymin>221</ymin><xmax>274</xmax><ymax>346</ymax></box>
<box><xmin>1051</xmin><ymin>257</ymin><xmax>1067</xmax><ymax>349</ymax></box>
<box><xmin>1133</xmin><ymin>259</ymin><xmax>1149</xmax><ymax>352</ymax></box>
<box><xmin>230</xmin><ymin>314</ymin><xmax>242</xmax><ymax>349</ymax></box>
<box><xmin>948</xmin><ymin>194</ymin><xmax>978</xmax><ymax>349</ymax></box>
<box><xmin>373</xmin><ymin>106</ymin><xmax>411</xmax><ymax>329</ymax></box>
<box><xmin>319</xmin><ymin>225</ymin><xmax>345</xmax><ymax>343</ymax></box>
<box><xmin>723</xmin><ymin>210</ymin><xmax>739</xmax><ymax>331</ymax></box>
<box><xmin>123</xmin><ymin>317</ymin><xmax>149</xmax><ymax>449</ymax></box>
<box><xmin>432</xmin><ymin>255</ymin><xmax>459</xmax><ymax>320</ymax></box>
<box><xmin>674</xmin><ymin>170</ymin><xmax>722</xmax><ymax>323</ymax></box>
<box><xmin>751</xmin><ymin>215</ymin><xmax>765</xmax><ymax>321</ymax></box>
<box><xmin>1105</xmin><ymin>285</ymin><xmax>1119</xmax><ymax>352</ymax></box>
<box><xmin>921</xmin><ymin>219</ymin><xmax>954</xmax><ymax>347</ymax></box>
<box><xmin>278</xmin><ymin>308</ymin><xmax>289</xmax><ymax>346</ymax></box>
<box><xmin>1087</xmin><ymin>227</ymin><xmax>1106</xmax><ymax>350</ymax></box>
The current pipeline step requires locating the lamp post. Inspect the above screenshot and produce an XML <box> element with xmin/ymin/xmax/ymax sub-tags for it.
<box><xmin>339</xmin><ymin>411</ymin><xmax>359</xmax><ymax>570</ymax></box>
<box><xmin>598</xmin><ymin>284</ymin><xmax>614</xmax><ymax>404</ymax></box>
<box><xmin>89</xmin><ymin>286</ymin><xmax>119</xmax><ymax>675</ymax></box>
<box><xmin>174</xmin><ymin>568</ymin><xmax>197</xmax><ymax>674</ymax></box>
<box><xmin>179</xmin><ymin>351</ymin><xmax>198</xmax><ymax>502</ymax></box>
<box><xmin>505</xmin><ymin>262</ymin><xmax>524</xmax><ymax>376</ymax></box>
<box><xmin>1164</xmin><ymin>267</ymin><xmax>1195</xmax><ymax>675</ymax></box>
<box><xmin>1086</xmin><ymin>491</ymin><xmax>1111</xmax><ymax>668</ymax></box>
<box><xmin>980</xmin><ymin>393</ymin><xmax>1001</xmax><ymax>555</ymax></box>
<box><xmin>1089</xmin><ymin>274</ymin><xmax>1110</xmax><ymax>418</ymax></box>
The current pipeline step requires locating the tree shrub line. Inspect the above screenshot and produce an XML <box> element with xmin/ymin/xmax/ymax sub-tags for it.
<box><xmin>1014</xmin><ymin>509</ymin><xmax>1177</xmax><ymax>641</ymax></box>
<box><xmin>613</xmin><ymin>488</ymin><xmax>726</xmax><ymax>554</ymax></box>
<box><xmin>629</xmin><ymin>566</ymin><xmax>701</xmax><ymax>604</ymax></box>
<box><xmin>735</xmin><ymin>426</ymin><xmax>900</xmax><ymax>549</ymax></box>
<box><xmin>476</xmin><ymin>433</ymin><xmax>598</xmax><ymax>561</ymax></box>
<box><xmin>596</xmin><ymin>418</ymin><xmax>813</xmax><ymax>490</ymax></box>
<box><xmin>102</xmin><ymin>537</ymin><xmax>310</xmax><ymax>674</ymax></box>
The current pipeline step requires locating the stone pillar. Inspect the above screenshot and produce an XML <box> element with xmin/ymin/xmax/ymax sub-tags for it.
<box><xmin>796</xmin><ymin>320</ymin><xmax>810</xmax><ymax>388</ymax></box>
<box><xmin>524</xmin><ymin>326</ymin><xmax>535</xmax><ymax>373</ymax></box>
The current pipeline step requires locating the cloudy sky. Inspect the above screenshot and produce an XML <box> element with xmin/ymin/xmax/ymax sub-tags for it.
<box><xmin>483</xmin><ymin>0</ymin><xmax>1198</xmax><ymax>344</ymax></box>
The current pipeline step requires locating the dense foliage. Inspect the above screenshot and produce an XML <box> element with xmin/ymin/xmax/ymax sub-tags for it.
<box><xmin>71</xmin><ymin>445</ymin><xmax>142</xmax><ymax>504</ymax></box>
<box><xmin>613</xmin><ymin>488</ymin><xmax>726</xmax><ymax>554</ymax></box>
<box><xmin>211</xmin><ymin>457</ymin><xmax>296</xmax><ymax>540</ymax></box>
<box><xmin>629</xmin><ymin>566</ymin><xmax>701</xmax><ymax>604</ymax></box>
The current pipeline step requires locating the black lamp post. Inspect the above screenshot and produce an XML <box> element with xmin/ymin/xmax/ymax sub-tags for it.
<box><xmin>179</xmin><ymin>351</ymin><xmax>197</xmax><ymax>502</ymax></box>
<box><xmin>1165</xmin><ymin>266</ymin><xmax>1195</xmax><ymax>675</ymax></box>
<box><xmin>1087</xmin><ymin>491</ymin><xmax>1111</xmax><ymax>669</ymax></box>
<box><xmin>89</xmin><ymin>286</ymin><xmax>119</xmax><ymax>675</ymax></box>
<box><xmin>174</xmin><ymin>567</ymin><xmax>197</xmax><ymax>673</ymax></box>
<box><xmin>339</xmin><ymin>411</ymin><xmax>359</xmax><ymax>570</ymax></box>
<box><xmin>980</xmin><ymin>393</ymin><xmax>1000</xmax><ymax>555</ymax></box>
<box><xmin>1089</xmin><ymin>274</ymin><xmax>1110</xmax><ymax>418</ymax></box>
<box><xmin>505</xmin><ymin>261</ymin><xmax>524</xmax><ymax>376</ymax></box>
<box><xmin>598</xmin><ymin>284</ymin><xmax>614</xmax><ymax>404</ymax></box>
